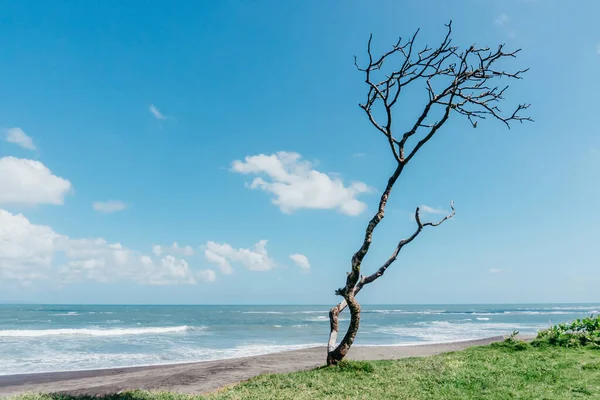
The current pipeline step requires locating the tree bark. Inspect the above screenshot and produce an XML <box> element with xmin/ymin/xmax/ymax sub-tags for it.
<box><xmin>326</xmin><ymin>204</ymin><xmax>456</xmax><ymax>365</ymax></box>
<box><xmin>326</xmin><ymin>292</ymin><xmax>361</xmax><ymax>365</ymax></box>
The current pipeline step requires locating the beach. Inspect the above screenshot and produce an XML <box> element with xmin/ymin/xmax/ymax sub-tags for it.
<box><xmin>2</xmin><ymin>303</ymin><xmax>592</xmax><ymax>376</ymax></box>
<box><xmin>0</xmin><ymin>336</ymin><xmax>513</xmax><ymax>397</ymax></box>
<box><xmin>1</xmin><ymin>303</ymin><xmax>593</xmax><ymax>396</ymax></box>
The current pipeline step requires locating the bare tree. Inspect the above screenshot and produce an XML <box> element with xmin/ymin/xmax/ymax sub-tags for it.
<box><xmin>326</xmin><ymin>21</ymin><xmax>531</xmax><ymax>366</ymax></box>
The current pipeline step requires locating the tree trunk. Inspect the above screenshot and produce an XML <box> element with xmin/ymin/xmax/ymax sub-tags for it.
<box><xmin>326</xmin><ymin>293</ymin><xmax>361</xmax><ymax>366</ymax></box>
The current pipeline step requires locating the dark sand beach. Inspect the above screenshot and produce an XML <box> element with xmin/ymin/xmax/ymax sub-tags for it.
<box><xmin>0</xmin><ymin>336</ymin><xmax>519</xmax><ymax>397</ymax></box>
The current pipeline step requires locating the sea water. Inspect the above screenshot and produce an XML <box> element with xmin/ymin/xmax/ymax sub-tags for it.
<box><xmin>0</xmin><ymin>303</ymin><xmax>597</xmax><ymax>375</ymax></box>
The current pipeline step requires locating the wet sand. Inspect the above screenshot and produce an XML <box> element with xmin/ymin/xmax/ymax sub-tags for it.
<box><xmin>0</xmin><ymin>336</ymin><xmax>521</xmax><ymax>397</ymax></box>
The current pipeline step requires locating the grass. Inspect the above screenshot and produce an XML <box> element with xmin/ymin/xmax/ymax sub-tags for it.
<box><xmin>10</xmin><ymin>342</ymin><xmax>600</xmax><ymax>400</ymax></box>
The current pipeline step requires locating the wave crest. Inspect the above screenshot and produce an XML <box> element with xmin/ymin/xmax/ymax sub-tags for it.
<box><xmin>0</xmin><ymin>326</ymin><xmax>203</xmax><ymax>338</ymax></box>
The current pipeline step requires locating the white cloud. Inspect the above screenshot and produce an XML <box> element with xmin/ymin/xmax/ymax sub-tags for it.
<box><xmin>494</xmin><ymin>14</ymin><xmax>509</xmax><ymax>25</ymax></box>
<box><xmin>420</xmin><ymin>205</ymin><xmax>447</xmax><ymax>215</ymax></box>
<box><xmin>198</xmin><ymin>269</ymin><xmax>216</xmax><ymax>282</ymax></box>
<box><xmin>149</xmin><ymin>104</ymin><xmax>166</xmax><ymax>120</ymax></box>
<box><xmin>4</xmin><ymin>128</ymin><xmax>36</xmax><ymax>151</ymax></box>
<box><xmin>0</xmin><ymin>210</ymin><xmax>58</xmax><ymax>284</ymax></box>
<box><xmin>152</xmin><ymin>242</ymin><xmax>195</xmax><ymax>257</ymax></box>
<box><xmin>204</xmin><ymin>240</ymin><xmax>275</xmax><ymax>273</ymax></box>
<box><xmin>231</xmin><ymin>152</ymin><xmax>370</xmax><ymax>216</ymax></box>
<box><xmin>204</xmin><ymin>250</ymin><xmax>230</xmax><ymax>273</ymax></box>
<box><xmin>289</xmin><ymin>254</ymin><xmax>310</xmax><ymax>271</ymax></box>
<box><xmin>0</xmin><ymin>157</ymin><xmax>72</xmax><ymax>205</ymax></box>
<box><xmin>0</xmin><ymin>209</ymin><xmax>203</xmax><ymax>286</ymax></box>
<box><xmin>204</xmin><ymin>246</ymin><xmax>233</xmax><ymax>274</ymax></box>
<box><xmin>93</xmin><ymin>201</ymin><xmax>127</xmax><ymax>213</ymax></box>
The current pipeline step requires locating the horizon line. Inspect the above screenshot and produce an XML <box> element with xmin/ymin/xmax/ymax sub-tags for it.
<box><xmin>1</xmin><ymin>301</ymin><xmax>598</xmax><ymax>306</ymax></box>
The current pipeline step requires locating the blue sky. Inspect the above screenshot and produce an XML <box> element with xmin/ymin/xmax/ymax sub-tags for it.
<box><xmin>0</xmin><ymin>0</ymin><xmax>598</xmax><ymax>305</ymax></box>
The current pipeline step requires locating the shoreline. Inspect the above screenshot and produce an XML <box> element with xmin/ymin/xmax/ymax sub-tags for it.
<box><xmin>0</xmin><ymin>336</ymin><xmax>509</xmax><ymax>378</ymax></box>
<box><xmin>0</xmin><ymin>335</ymin><xmax>531</xmax><ymax>397</ymax></box>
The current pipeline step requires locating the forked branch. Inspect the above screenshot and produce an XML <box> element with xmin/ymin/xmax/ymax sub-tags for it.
<box><xmin>327</xmin><ymin>203</ymin><xmax>455</xmax><ymax>354</ymax></box>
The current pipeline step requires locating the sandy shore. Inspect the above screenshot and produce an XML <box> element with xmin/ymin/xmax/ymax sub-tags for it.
<box><xmin>0</xmin><ymin>336</ymin><xmax>521</xmax><ymax>397</ymax></box>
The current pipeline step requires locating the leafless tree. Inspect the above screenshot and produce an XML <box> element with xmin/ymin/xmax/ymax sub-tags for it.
<box><xmin>326</xmin><ymin>21</ymin><xmax>531</xmax><ymax>366</ymax></box>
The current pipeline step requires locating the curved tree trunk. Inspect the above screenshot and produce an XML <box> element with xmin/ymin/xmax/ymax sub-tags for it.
<box><xmin>326</xmin><ymin>293</ymin><xmax>361</xmax><ymax>366</ymax></box>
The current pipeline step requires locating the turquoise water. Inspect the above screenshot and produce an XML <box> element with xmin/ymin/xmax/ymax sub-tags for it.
<box><xmin>0</xmin><ymin>303</ymin><xmax>598</xmax><ymax>375</ymax></box>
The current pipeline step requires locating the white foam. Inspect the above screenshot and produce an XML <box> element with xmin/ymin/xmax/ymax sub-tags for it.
<box><xmin>0</xmin><ymin>342</ymin><xmax>323</xmax><ymax>376</ymax></box>
<box><xmin>476</xmin><ymin>317</ymin><xmax>491</xmax><ymax>321</ymax></box>
<box><xmin>366</xmin><ymin>309</ymin><xmax>445</xmax><ymax>315</ymax></box>
<box><xmin>362</xmin><ymin>310</ymin><xmax>585</xmax><ymax>316</ymax></box>
<box><xmin>376</xmin><ymin>321</ymin><xmax>542</xmax><ymax>343</ymax></box>
<box><xmin>0</xmin><ymin>325</ymin><xmax>202</xmax><ymax>338</ymax></box>
<box><xmin>51</xmin><ymin>312</ymin><xmax>80</xmax><ymax>316</ymax></box>
<box><xmin>242</xmin><ymin>311</ymin><xmax>285</xmax><ymax>314</ymax></box>
<box><xmin>307</xmin><ymin>316</ymin><xmax>328</xmax><ymax>321</ymax></box>
<box><xmin>242</xmin><ymin>310</ymin><xmax>326</xmax><ymax>315</ymax></box>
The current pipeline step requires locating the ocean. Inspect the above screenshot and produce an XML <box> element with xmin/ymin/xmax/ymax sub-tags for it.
<box><xmin>0</xmin><ymin>303</ymin><xmax>598</xmax><ymax>376</ymax></box>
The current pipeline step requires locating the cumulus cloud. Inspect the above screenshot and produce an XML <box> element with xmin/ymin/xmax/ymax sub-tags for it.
<box><xmin>204</xmin><ymin>240</ymin><xmax>275</xmax><ymax>273</ymax></box>
<box><xmin>4</xmin><ymin>128</ymin><xmax>36</xmax><ymax>150</ymax></box>
<box><xmin>289</xmin><ymin>254</ymin><xmax>310</xmax><ymax>271</ymax></box>
<box><xmin>0</xmin><ymin>157</ymin><xmax>72</xmax><ymax>205</ymax></box>
<box><xmin>231</xmin><ymin>152</ymin><xmax>370</xmax><ymax>216</ymax></box>
<box><xmin>152</xmin><ymin>242</ymin><xmax>195</xmax><ymax>257</ymax></box>
<box><xmin>0</xmin><ymin>210</ymin><xmax>57</xmax><ymax>284</ymax></box>
<box><xmin>198</xmin><ymin>269</ymin><xmax>217</xmax><ymax>282</ymax></box>
<box><xmin>93</xmin><ymin>201</ymin><xmax>128</xmax><ymax>213</ymax></box>
<box><xmin>0</xmin><ymin>209</ymin><xmax>204</xmax><ymax>286</ymax></box>
<box><xmin>149</xmin><ymin>104</ymin><xmax>166</xmax><ymax>120</ymax></box>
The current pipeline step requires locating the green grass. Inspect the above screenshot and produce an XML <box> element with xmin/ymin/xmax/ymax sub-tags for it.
<box><xmin>11</xmin><ymin>342</ymin><xmax>600</xmax><ymax>400</ymax></box>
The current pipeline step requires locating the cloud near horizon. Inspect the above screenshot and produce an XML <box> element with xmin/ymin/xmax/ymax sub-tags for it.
<box><xmin>3</xmin><ymin>128</ymin><xmax>37</xmax><ymax>151</ymax></box>
<box><xmin>152</xmin><ymin>242</ymin><xmax>195</xmax><ymax>257</ymax></box>
<box><xmin>231</xmin><ymin>152</ymin><xmax>371</xmax><ymax>216</ymax></box>
<box><xmin>0</xmin><ymin>209</ymin><xmax>211</xmax><ymax>286</ymax></box>
<box><xmin>204</xmin><ymin>240</ymin><xmax>275</xmax><ymax>274</ymax></box>
<box><xmin>0</xmin><ymin>157</ymin><xmax>72</xmax><ymax>205</ymax></box>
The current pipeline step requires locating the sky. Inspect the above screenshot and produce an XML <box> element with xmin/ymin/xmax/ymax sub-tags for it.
<box><xmin>0</xmin><ymin>0</ymin><xmax>599</xmax><ymax>305</ymax></box>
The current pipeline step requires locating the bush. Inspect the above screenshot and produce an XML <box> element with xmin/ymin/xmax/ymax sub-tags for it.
<box><xmin>532</xmin><ymin>315</ymin><xmax>600</xmax><ymax>349</ymax></box>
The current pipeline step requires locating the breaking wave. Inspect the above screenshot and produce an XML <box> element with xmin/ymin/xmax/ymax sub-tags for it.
<box><xmin>0</xmin><ymin>326</ymin><xmax>203</xmax><ymax>338</ymax></box>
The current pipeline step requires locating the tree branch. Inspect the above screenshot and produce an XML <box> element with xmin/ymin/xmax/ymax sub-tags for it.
<box><xmin>327</xmin><ymin>202</ymin><xmax>455</xmax><ymax>353</ymax></box>
<box><xmin>357</xmin><ymin>202</ymin><xmax>454</xmax><ymax>295</ymax></box>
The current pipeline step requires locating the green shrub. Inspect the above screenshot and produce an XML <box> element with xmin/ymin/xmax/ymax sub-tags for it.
<box><xmin>532</xmin><ymin>315</ymin><xmax>600</xmax><ymax>349</ymax></box>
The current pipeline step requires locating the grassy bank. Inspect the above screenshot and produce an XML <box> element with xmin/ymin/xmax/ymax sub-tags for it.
<box><xmin>12</xmin><ymin>342</ymin><xmax>600</xmax><ymax>400</ymax></box>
